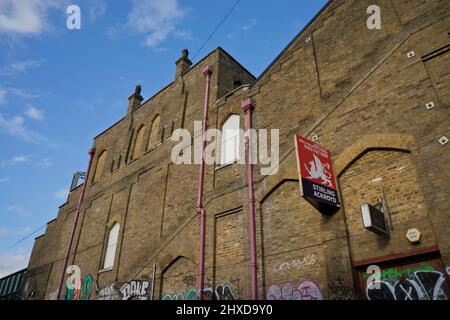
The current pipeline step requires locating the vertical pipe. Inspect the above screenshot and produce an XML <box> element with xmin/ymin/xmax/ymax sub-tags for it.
<box><xmin>241</xmin><ymin>98</ymin><xmax>257</xmax><ymax>300</ymax></box>
<box><xmin>150</xmin><ymin>263</ymin><xmax>156</xmax><ymax>300</ymax></box>
<box><xmin>197</xmin><ymin>65</ymin><xmax>212</xmax><ymax>300</ymax></box>
<box><xmin>56</xmin><ymin>147</ymin><xmax>96</xmax><ymax>300</ymax></box>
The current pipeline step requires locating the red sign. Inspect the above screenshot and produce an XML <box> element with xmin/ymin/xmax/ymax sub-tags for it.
<box><xmin>294</xmin><ymin>135</ymin><xmax>340</xmax><ymax>209</ymax></box>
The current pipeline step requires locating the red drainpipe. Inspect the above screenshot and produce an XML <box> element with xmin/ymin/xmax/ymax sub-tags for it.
<box><xmin>56</xmin><ymin>147</ymin><xmax>96</xmax><ymax>300</ymax></box>
<box><xmin>241</xmin><ymin>98</ymin><xmax>257</xmax><ymax>300</ymax></box>
<box><xmin>197</xmin><ymin>65</ymin><xmax>212</xmax><ymax>300</ymax></box>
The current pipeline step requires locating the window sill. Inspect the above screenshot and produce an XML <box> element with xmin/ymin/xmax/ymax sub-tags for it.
<box><xmin>215</xmin><ymin>162</ymin><xmax>237</xmax><ymax>171</ymax></box>
<box><xmin>128</xmin><ymin>158</ymin><xmax>138</xmax><ymax>164</ymax></box>
<box><xmin>144</xmin><ymin>148</ymin><xmax>155</xmax><ymax>155</ymax></box>
<box><xmin>98</xmin><ymin>267</ymin><xmax>113</xmax><ymax>274</ymax></box>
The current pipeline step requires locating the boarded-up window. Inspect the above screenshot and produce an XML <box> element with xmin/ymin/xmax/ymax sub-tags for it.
<box><xmin>221</xmin><ymin>115</ymin><xmax>240</xmax><ymax>165</ymax></box>
<box><xmin>148</xmin><ymin>115</ymin><xmax>161</xmax><ymax>148</ymax></box>
<box><xmin>93</xmin><ymin>150</ymin><xmax>107</xmax><ymax>182</ymax></box>
<box><xmin>131</xmin><ymin>126</ymin><xmax>145</xmax><ymax>159</ymax></box>
<box><xmin>104</xmin><ymin>223</ymin><xmax>120</xmax><ymax>269</ymax></box>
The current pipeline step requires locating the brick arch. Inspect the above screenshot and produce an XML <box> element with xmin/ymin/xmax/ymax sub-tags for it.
<box><xmin>106</xmin><ymin>214</ymin><xmax>122</xmax><ymax>229</ymax></box>
<box><xmin>159</xmin><ymin>255</ymin><xmax>196</xmax><ymax>274</ymax></box>
<box><xmin>256</xmin><ymin>151</ymin><xmax>299</xmax><ymax>203</ymax></box>
<box><xmin>218</xmin><ymin>112</ymin><xmax>241</xmax><ymax>129</ymax></box>
<box><xmin>158</xmin><ymin>255</ymin><xmax>197</xmax><ymax>300</ymax></box>
<box><xmin>259</xmin><ymin>178</ymin><xmax>299</xmax><ymax>204</ymax></box>
<box><xmin>148</xmin><ymin>114</ymin><xmax>161</xmax><ymax>148</ymax></box>
<box><xmin>334</xmin><ymin>134</ymin><xmax>414</xmax><ymax>177</ymax></box>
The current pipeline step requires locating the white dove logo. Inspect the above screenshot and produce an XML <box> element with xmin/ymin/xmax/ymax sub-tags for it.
<box><xmin>304</xmin><ymin>154</ymin><xmax>333</xmax><ymax>187</ymax></box>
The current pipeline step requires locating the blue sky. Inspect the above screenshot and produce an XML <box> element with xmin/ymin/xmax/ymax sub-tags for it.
<box><xmin>0</xmin><ymin>0</ymin><xmax>328</xmax><ymax>277</ymax></box>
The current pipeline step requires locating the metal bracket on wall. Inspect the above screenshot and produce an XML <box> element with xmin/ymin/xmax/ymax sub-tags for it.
<box><xmin>379</xmin><ymin>184</ymin><xmax>394</xmax><ymax>231</ymax></box>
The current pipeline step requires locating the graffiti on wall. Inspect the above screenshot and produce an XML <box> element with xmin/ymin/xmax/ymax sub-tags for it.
<box><xmin>21</xmin><ymin>281</ymin><xmax>36</xmax><ymax>300</ymax></box>
<box><xmin>366</xmin><ymin>270</ymin><xmax>448</xmax><ymax>300</ymax></box>
<box><xmin>182</xmin><ymin>272</ymin><xmax>197</xmax><ymax>287</ymax></box>
<box><xmin>363</xmin><ymin>261</ymin><xmax>449</xmax><ymax>300</ymax></box>
<box><xmin>162</xmin><ymin>283</ymin><xmax>237</xmax><ymax>300</ymax></box>
<box><xmin>61</xmin><ymin>265</ymin><xmax>94</xmax><ymax>300</ymax></box>
<box><xmin>266</xmin><ymin>280</ymin><xmax>323</xmax><ymax>300</ymax></box>
<box><xmin>273</xmin><ymin>254</ymin><xmax>316</xmax><ymax>273</ymax></box>
<box><xmin>328</xmin><ymin>276</ymin><xmax>354</xmax><ymax>300</ymax></box>
<box><xmin>120</xmin><ymin>280</ymin><xmax>152</xmax><ymax>300</ymax></box>
<box><xmin>97</xmin><ymin>281</ymin><xmax>121</xmax><ymax>300</ymax></box>
<box><xmin>48</xmin><ymin>291</ymin><xmax>57</xmax><ymax>300</ymax></box>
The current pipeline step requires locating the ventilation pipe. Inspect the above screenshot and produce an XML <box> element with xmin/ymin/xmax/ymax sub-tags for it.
<box><xmin>56</xmin><ymin>147</ymin><xmax>96</xmax><ymax>300</ymax></box>
<box><xmin>197</xmin><ymin>65</ymin><xmax>212</xmax><ymax>300</ymax></box>
<box><xmin>242</xmin><ymin>98</ymin><xmax>258</xmax><ymax>300</ymax></box>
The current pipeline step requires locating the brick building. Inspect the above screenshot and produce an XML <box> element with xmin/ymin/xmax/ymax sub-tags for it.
<box><xmin>23</xmin><ymin>0</ymin><xmax>449</xmax><ymax>300</ymax></box>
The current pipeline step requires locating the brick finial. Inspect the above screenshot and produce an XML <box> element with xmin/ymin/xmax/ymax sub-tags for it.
<box><xmin>175</xmin><ymin>49</ymin><xmax>192</xmax><ymax>79</ymax></box>
<box><xmin>241</xmin><ymin>98</ymin><xmax>256</xmax><ymax>113</ymax></box>
<box><xmin>127</xmin><ymin>84</ymin><xmax>143</xmax><ymax>114</ymax></box>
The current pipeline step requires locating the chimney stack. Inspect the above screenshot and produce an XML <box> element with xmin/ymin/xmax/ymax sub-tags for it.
<box><xmin>175</xmin><ymin>49</ymin><xmax>192</xmax><ymax>79</ymax></box>
<box><xmin>127</xmin><ymin>85</ymin><xmax>143</xmax><ymax>114</ymax></box>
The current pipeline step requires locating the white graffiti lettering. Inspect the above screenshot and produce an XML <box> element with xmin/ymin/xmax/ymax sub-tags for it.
<box><xmin>120</xmin><ymin>280</ymin><xmax>151</xmax><ymax>300</ymax></box>
<box><xmin>366</xmin><ymin>270</ymin><xmax>448</xmax><ymax>300</ymax></box>
<box><xmin>273</xmin><ymin>254</ymin><xmax>316</xmax><ymax>273</ymax></box>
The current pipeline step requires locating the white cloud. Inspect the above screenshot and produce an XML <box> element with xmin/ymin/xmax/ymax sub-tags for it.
<box><xmin>0</xmin><ymin>227</ymin><xmax>9</xmax><ymax>236</ymax></box>
<box><xmin>0</xmin><ymin>87</ymin><xmax>39</xmax><ymax>105</ymax></box>
<box><xmin>0</xmin><ymin>59</ymin><xmax>42</xmax><ymax>76</ymax></box>
<box><xmin>0</xmin><ymin>226</ymin><xmax>32</xmax><ymax>237</ymax></box>
<box><xmin>9</xmin><ymin>88</ymin><xmax>39</xmax><ymax>99</ymax></box>
<box><xmin>18</xmin><ymin>226</ymin><xmax>32</xmax><ymax>235</ymax></box>
<box><xmin>127</xmin><ymin>0</ymin><xmax>188</xmax><ymax>48</ymax></box>
<box><xmin>0</xmin><ymin>251</ymin><xmax>29</xmax><ymax>277</ymax></box>
<box><xmin>8</xmin><ymin>88</ymin><xmax>39</xmax><ymax>100</ymax></box>
<box><xmin>53</xmin><ymin>188</ymin><xmax>69</xmax><ymax>200</ymax></box>
<box><xmin>242</xmin><ymin>19</ymin><xmax>257</xmax><ymax>31</ymax></box>
<box><xmin>36</xmin><ymin>157</ymin><xmax>52</xmax><ymax>168</ymax></box>
<box><xmin>88</xmin><ymin>0</ymin><xmax>107</xmax><ymax>23</ymax></box>
<box><xmin>25</xmin><ymin>105</ymin><xmax>44</xmax><ymax>121</ymax></box>
<box><xmin>1</xmin><ymin>155</ymin><xmax>52</xmax><ymax>168</ymax></box>
<box><xmin>0</xmin><ymin>0</ymin><xmax>64</xmax><ymax>36</ymax></box>
<box><xmin>0</xmin><ymin>155</ymin><xmax>29</xmax><ymax>168</ymax></box>
<box><xmin>227</xmin><ymin>19</ymin><xmax>257</xmax><ymax>40</ymax></box>
<box><xmin>0</xmin><ymin>113</ymin><xmax>50</xmax><ymax>145</ymax></box>
<box><xmin>7</xmin><ymin>205</ymin><xmax>31</xmax><ymax>216</ymax></box>
<box><xmin>54</xmin><ymin>188</ymin><xmax>68</xmax><ymax>199</ymax></box>
<box><xmin>0</xmin><ymin>87</ymin><xmax>6</xmax><ymax>104</ymax></box>
<box><xmin>0</xmin><ymin>155</ymin><xmax>29</xmax><ymax>167</ymax></box>
<box><xmin>11</xmin><ymin>155</ymin><xmax>28</xmax><ymax>164</ymax></box>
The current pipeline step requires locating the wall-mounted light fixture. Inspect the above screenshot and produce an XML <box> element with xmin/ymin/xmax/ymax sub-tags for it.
<box><xmin>361</xmin><ymin>203</ymin><xmax>389</xmax><ymax>235</ymax></box>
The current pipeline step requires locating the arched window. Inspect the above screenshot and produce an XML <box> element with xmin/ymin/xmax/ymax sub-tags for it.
<box><xmin>103</xmin><ymin>223</ymin><xmax>120</xmax><ymax>269</ymax></box>
<box><xmin>148</xmin><ymin>115</ymin><xmax>161</xmax><ymax>148</ymax></box>
<box><xmin>92</xmin><ymin>150</ymin><xmax>107</xmax><ymax>182</ymax></box>
<box><xmin>220</xmin><ymin>114</ymin><xmax>240</xmax><ymax>165</ymax></box>
<box><xmin>131</xmin><ymin>125</ymin><xmax>145</xmax><ymax>159</ymax></box>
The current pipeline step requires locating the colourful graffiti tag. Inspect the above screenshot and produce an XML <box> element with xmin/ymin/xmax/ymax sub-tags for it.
<box><xmin>362</xmin><ymin>259</ymin><xmax>450</xmax><ymax>300</ymax></box>
<box><xmin>366</xmin><ymin>270</ymin><xmax>448</xmax><ymax>300</ymax></box>
<box><xmin>362</xmin><ymin>262</ymin><xmax>434</xmax><ymax>281</ymax></box>
<box><xmin>162</xmin><ymin>283</ymin><xmax>236</xmax><ymax>300</ymax></box>
<box><xmin>62</xmin><ymin>274</ymin><xmax>93</xmax><ymax>300</ymax></box>
<box><xmin>266</xmin><ymin>280</ymin><xmax>323</xmax><ymax>300</ymax></box>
